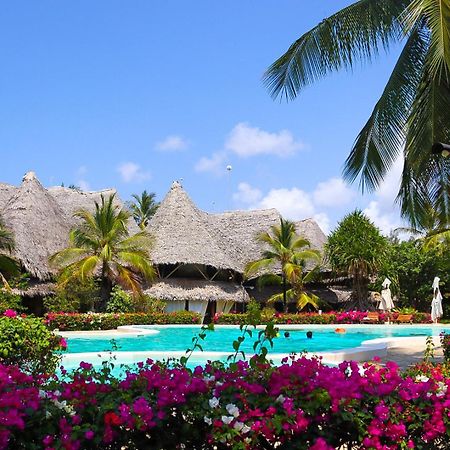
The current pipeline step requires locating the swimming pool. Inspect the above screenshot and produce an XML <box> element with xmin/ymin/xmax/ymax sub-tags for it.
<box><xmin>64</xmin><ymin>324</ymin><xmax>449</xmax><ymax>355</ymax></box>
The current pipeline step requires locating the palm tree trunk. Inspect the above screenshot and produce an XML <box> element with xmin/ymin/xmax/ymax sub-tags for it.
<box><xmin>99</xmin><ymin>264</ymin><xmax>112</xmax><ymax>311</ymax></box>
<box><xmin>282</xmin><ymin>274</ymin><xmax>287</xmax><ymax>313</ymax></box>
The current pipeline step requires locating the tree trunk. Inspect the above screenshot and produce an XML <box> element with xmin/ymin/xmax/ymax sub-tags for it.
<box><xmin>352</xmin><ymin>274</ymin><xmax>370</xmax><ymax>311</ymax></box>
<box><xmin>99</xmin><ymin>275</ymin><xmax>112</xmax><ymax>312</ymax></box>
<box><xmin>282</xmin><ymin>275</ymin><xmax>287</xmax><ymax>313</ymax></box>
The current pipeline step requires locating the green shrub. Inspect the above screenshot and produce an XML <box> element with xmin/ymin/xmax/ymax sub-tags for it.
<box><xmin>106</xmin><ymin>286</ymin><xmax>134</xmax><ymax>313</ymax></box>
<box><xmin>0</xmin><ymin>291</ymin><xmax>24</xmax><ymax>313</ymax></box>
<box><xmin>44</xmin><ymin>278</ymin><xmax>99</xmax><ymax>313</ymax></box>
<box><xmin>45</xmin><ymin>311</ymin><xmax>201</xmax><ymax>331</ymax></box>
<box><xmin>43</xmin><ymin>294</ymin><xmax>79</xmax><ymax>313</ymax></box>
<box><xmin>0</xmin><ymin>315</ymin><xmax>65</xmax><ymax>374</ymax></box>
<box><xmin>135</xmin><ymin>295</ymin><xmax>166</xmax><ymax>313</ymax></box>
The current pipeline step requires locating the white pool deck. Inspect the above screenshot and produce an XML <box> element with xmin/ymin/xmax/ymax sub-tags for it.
<box><xmin>59</xmin><ymin>323</ymin><xmax>448</xmax><ymax>370</ymax></box>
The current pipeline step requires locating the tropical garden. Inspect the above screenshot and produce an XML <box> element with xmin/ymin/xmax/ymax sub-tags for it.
<box><xmin>0</xmin><ymin>0</ymin><xmax>450</xmax><ymax>448</ymax></box>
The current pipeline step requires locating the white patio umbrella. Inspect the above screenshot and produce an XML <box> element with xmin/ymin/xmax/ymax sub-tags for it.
<box><xmin>431</xmin><ymin>277</ymin><xmax>443</xmax><ymax>323</ymax></box>
<box><xmin>379</xmin><ymin>278</ymin><xmax>394</xmax><ymax>311</ymax></box>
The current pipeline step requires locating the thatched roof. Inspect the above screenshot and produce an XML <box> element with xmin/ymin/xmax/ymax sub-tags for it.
<box><xmin>0</xmin><ymin>172</ymin><xmax>136</xmax><ymax>280</ymax></box>
<box><xmin>149</xmin><ymin>181</ymin><xmax>327</xmax><ymax>276</ymax></box>
<box><xmin>144</xmin><ymin>278</ymin><xmax>249</xmax><ymax>303</ymax></box>
<box><xmin>1</xmin><ymin>172</ymin><xmax>72</xmax><ymax>280</ymax></box>
<box><xmin>48</xmin><ymin>186</ymin><xmax>116</xmax><ymax>224</ymax></box>
<box><xmin>9</xmin><ymin>282</ymin><xmax>56</xmax><ymax>297</ymax></box>
<box><xmin>149</xmin><ymin>182</ymin><xmax>240</xmax><ymax>271</ymax></box>
<box><xmin>0</xmin><ymin>173</ymin><xmax>327</xmax><ymax>289</ymax></box>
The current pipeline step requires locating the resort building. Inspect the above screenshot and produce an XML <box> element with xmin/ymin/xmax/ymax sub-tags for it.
<box><xmin>0</xmin><ymin>172</ymin><xmax>341</xmax><ymax>318</ymax></box>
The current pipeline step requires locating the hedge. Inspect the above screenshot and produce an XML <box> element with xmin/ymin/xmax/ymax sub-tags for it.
<box><xmin>45</xmin><ymin>311</ymin><xmax>201</xmax><ymax>331</ymax></box>
<box><xmin>215</xmin><ymin>311</ymin><xmax>433</xmax><ymax>325</ymax></box>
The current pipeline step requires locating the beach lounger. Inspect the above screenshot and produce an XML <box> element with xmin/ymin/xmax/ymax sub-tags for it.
<box><xmin>395</xmin><ymin>314</ymin><xmax>413</xmax><ymax>324</ymax></box>
<box><xmin>362</xmin><ymin>312</ymin><xmax>379</xmax><ymax>324</ymax></box>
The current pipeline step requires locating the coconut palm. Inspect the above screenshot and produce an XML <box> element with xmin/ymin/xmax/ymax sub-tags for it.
<box><xmin>128</xmin><ymin>191</ymin><xmax>159</xmax><ymax>229</ymax></box>
<box><xmin>50</xmin><ymin>194</ymin><xmax>156</xmax><ymax>308</ymax></box>
<box><xmin>245</xmin><ymin>218</ymin><xmax>321</xmax><ymax>312</ymax></box>
<box><xmin>0</xmin><ymin>218</ymin><xmax>19</xmax><ymax>287</ymax></box>
<box><xmin>264</xmin><ymin>0</ymin><xmax>450</xmax><ymax>228</ymax></box>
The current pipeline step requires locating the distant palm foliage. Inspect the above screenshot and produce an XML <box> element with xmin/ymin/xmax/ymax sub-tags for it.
<box><xmin>245</xmin><ymin>218</ymin><xmax>321</xmax><ymax>312</ymax></box>
<box><xmin>128</xmin><ymin>190</ymin><xmax>159</xmax><ymax>229</ymax></box>
<box><xmin>265</xmin><ymin>0</ymin><xmax>450</xmax><ymax>229</ymax></box>
<box><xmin>326</xmin><ymin>210</ymin><xmax>388</xmax><ymax>310</ymax></box>
<box><xmin>0</xmin><ymin>217</ymin><xmax>19</xmax><ymax>287</ymax></box>
<box><xmin>50</xmin><ymin>194</ymin><xmax>155</xmax><ymax>308</ymax></box>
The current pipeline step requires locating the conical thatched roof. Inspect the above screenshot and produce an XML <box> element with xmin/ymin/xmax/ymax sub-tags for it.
<box><xmin>1</xmin><ymin>172</ymin><xmax>71</xmax><ymax>280</ymax></box>
<box><xmin>149</xmin><ymin>181</ymin><xmax>240</xmax><ymax>271</ymax></box>
<box><xmin>0</xmin><ymin>183</ymin><xmax>16</xmax><ymax>206</ymax></box>
<box><xmin>144</xmin><ymin>278</ymin><xmax>248</xmax><ymax>303</ymax></box>
<box><xmin>48</xmin><ymin>186</ymin><xmax>116</xmax><ymax>225</ymax></box>
<box><xmin>148</xmin><ymin>182</ymin><xmax>327</xmax><ymax>277</ymax></box>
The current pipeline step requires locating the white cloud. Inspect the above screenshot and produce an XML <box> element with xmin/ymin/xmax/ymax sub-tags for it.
<box><xmin>233</xmin><ymin>182</ymin><xmax>262</xmax><ymax>204</ymax></box>
<box><xmin>78</xmin><ymin>180</ymin><xmax>91</xmax><ymax>191</ymax></box>
<box><xmin>76</xmin><ymin>165</ymin><xmax>88</xmax><ymax>177</ymax></box>
<box><xmin>313</xmin><ymin>177</ymin><xmax>356</xmax><ymax>207</ymax></box>
<box><xmin>117</xmin><ymin>162</ymin><xmax>151</xmax><ymax>183</ymax></box>
<box><xmin>225</xmin><ymin>122</ymin><xmax>304</xmax><ymax>158</ymax></box>
<box><xmin>363</xmin><ymin>201</ymin><xmax>402</xmax><ymax>235</ymax></box>
<box><xmin>362</xmin><ymin>157</ymin><xmax>404</xmax><ymax>235</ymax></box>
<box><xmin>156</xmin><ymin>135</ymin><xmax>189</xmax><ymax>152</ymax></box>
<box><xmin>194</xmin><ymin>152</ymin><xmax>228</xmax><ymax>176</ymax></box>
<box><xmin>257</xmin><ymin>187</ymin><xmax>315</xmax><ymax>219</ymax></box>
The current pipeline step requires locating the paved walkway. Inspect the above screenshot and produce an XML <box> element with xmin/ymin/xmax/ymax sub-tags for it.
<box><xmin>377</xmin><ymin>336</ymin><xmax>444</xmax><ymax>369</ymax></box>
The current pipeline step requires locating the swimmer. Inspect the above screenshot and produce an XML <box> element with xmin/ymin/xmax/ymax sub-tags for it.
<box><xmin>284</xmin><ymin>331</ymin><xmax>290</xmax><ymax>338</ymax></box>
<box><xmin>306</xmin><ymin>331</ymin><xmax>313</xmax><ymax>339</ymax></box>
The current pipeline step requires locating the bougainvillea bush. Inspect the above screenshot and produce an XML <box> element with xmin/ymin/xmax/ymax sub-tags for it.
<box><xmin>45</xmin><ymin>311</ymin><xmax>201</xmax><ymax>331</ymax></box>
<box><xmin>2</xmin><ymin>356</ymin><xmax>450</xmax><ymax>449</ymax></box>
<box><xmin>0</xmin><ymin>312</ymin><xmax>66</xmax><ymax>375</ymax></box>
<box><xmin>215</xmin><ymin>311</ymin><xmax>432</xmax><ymax>325</ymax></box>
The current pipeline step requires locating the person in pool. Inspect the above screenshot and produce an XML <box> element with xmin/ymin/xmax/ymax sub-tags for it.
<box><xmin>306</xmin><ymin>331</ymin><xmax>313</xmax><ymax>339</ymax></box>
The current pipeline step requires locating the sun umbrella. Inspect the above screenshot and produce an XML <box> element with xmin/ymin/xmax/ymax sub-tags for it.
<box><xmin>431</xmin><ymin>277</ymin><xmax>443</xmax><ymax>323</ymax></box>
<box><xmin>379</xmin><ymin>278</ymin><xmax>394</xmax><ymax>311</ymax></box>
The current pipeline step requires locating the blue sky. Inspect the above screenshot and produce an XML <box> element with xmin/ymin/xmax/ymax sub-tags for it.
<box><xmin>0</xmin><ymin>1</ymin><xmax>406</xmax><ymax>234</ymax></box>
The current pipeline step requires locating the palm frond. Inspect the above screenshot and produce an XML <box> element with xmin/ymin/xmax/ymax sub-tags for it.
<box><xmin>264</xmin><ymin>0</ymin><xmax>407</xmax><ymax>100</ymax></box>
<box><xmin>399</xmin><ymin>64</ymin><xmax>450</xmax><ymax>226</ymax></box>
<box><xmin>116</xmin><ymin>251</ymin><xmax>156</xmax><ymax>281</ymax></box>
<box><xmin>404</xmin><ymin>0</ymin><xmax>450</xmax><ymax>80</ymax></box>
<box><xmin>49</xmin><ymin>247</ymin><xmax>90</xmax><ymax>269</ymax></box>
<box><xmin>343</xmin><ymin>24</ymin><xmax>429</xmax><ymax>192</ymax></box>
<box><xmin>244</xmin><ymin>258</ymin><xmax>276</xmax><ymax>279</ymax></box>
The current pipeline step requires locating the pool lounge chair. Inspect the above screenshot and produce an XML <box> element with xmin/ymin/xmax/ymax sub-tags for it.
<box><xmin>362</xmin><ymin>312</ymin><xmax>379</xmax><ymax>324</ymax></box>
<box><xmin>395</xmin><ymin>314</ymin><xmax>413</xmax><ymax>324</ymax></box>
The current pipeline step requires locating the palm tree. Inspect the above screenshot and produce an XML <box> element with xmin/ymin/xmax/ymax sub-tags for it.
<box><xmin>394</xmin><ymin>205</ymin><xmax>450</xmax><ymax>252</ymax></box>
<box><xmin>264</xmin><ymin>0</ymin><xmax>450</xmax><ymax>228</ymax></box>
<box><xmin>128</xmin><ymin>191</ymin><xmax>159</xmax><ymax>229</ymax></box>
<box><xmin>0</xmin><ymin>218</ymin><xmax>19</xmax><ymax>287</ymax></box>
<box><xmin>245</xmin><ymin>218</ymin><xmax>321</xmax><ymax>312</ymax></box>
<box><xmin>50</xmin><ymin>194</ymin><xmax>156</xmax><ymax>308</ymax></box>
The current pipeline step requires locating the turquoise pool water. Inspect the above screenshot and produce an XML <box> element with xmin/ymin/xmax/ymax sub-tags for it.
<box><xmin>65</xmin><ymin>325</ymin><xmax>448</xmax><ymax>355</ymax></box>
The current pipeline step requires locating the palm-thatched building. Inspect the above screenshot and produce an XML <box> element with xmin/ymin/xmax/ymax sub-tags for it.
<box><xmin>0</xmin><ymin>172</ymin><xmax>334</xmax><ymax>318</ymax></box>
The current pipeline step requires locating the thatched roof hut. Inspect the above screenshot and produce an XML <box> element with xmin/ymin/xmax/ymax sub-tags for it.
<box><xmin>1</xmin><ymin>172</ymin><xmax>72</xmax><ymax>280</ymax></box>
<box><xmin>149</xmin><ymin>181</ymin><xmax>240</xmax><ymax>272</ymax></box>
<box><xmin>0</xmin><ymin>173</ymin><xmax>328</xmax><ymax>306</ymax></box>
<box><xmin>149</xmin><ymin>181</ymin><xmax>327</xmax><ymax>279</ymax></box>
<box><xmin>0</xmin><ymin>172</ymin><xmax>139</xmax><ymax>281</ymax></box>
